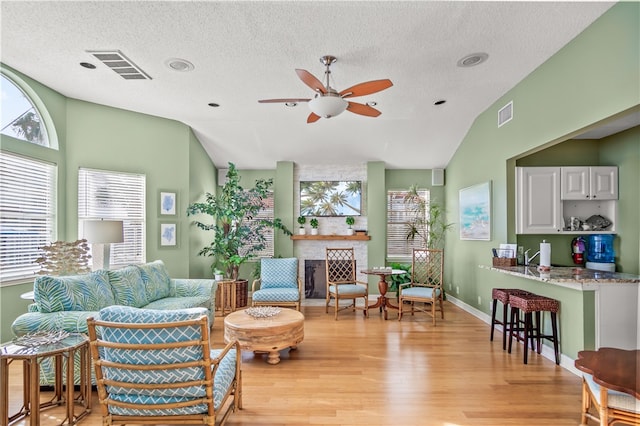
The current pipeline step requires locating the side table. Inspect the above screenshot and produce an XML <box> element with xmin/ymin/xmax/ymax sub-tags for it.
<box><xmin>0</xmin><ymin>333</ymin><xmax>91</xmax><ymax>426</ymax></box>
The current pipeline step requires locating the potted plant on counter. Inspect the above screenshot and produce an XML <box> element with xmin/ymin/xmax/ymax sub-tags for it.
<box><xmin>310</xmin><ymin>218</ymin><xmax>319</xmax><ymax>235</ymax></box>
<box><xmin>297</xmin><ymin>216</ymin><xmax>306</xmax><ymax>235</ymax></box>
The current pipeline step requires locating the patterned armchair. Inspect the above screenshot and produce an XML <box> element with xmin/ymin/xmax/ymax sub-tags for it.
<box><xmin>251</xmin><ymin>258</ymin><xmax>302</xmax><ymax>310</ymax></box>
<box><xmin>398</xmin><ymin>249</ymin><xmax>444</xmax><ymax>325</ymax></box>
<box><xmin>86</xmin><ymin>306</ymin><xmax>241</xmax><ymax>426</ymax></box>
<box><xmin>325</xmin><ymin>248</ymin><xmax>368</xmax><ymax>320</ymax></box>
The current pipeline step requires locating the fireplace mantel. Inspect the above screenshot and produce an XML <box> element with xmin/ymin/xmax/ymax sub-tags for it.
<box><xmin>291</xmin><ymin>234</ymin><xmax>370</xmax><ymax>241</ymax></box>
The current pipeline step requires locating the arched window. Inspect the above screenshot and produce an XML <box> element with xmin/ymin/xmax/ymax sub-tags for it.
<box><xmin>1</xmin><ymin>73</ymin><xmax>51</xmax><ymax>147</ymax></box>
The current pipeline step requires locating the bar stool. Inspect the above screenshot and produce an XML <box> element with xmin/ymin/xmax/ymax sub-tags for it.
<box><xmin>490</xmin><ymin>288</ymin><xmax>534</xmax><ymax>350</ymax></box>
<box><xmin>508</xmin><ymin>293</ymin><xmax>560</xmax><ymax>365</ymax></box>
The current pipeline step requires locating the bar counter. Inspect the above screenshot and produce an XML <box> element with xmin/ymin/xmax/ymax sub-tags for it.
<box><xmin>480</xmin><ymin>264</ymin><xmax>640</xmax><ymax>290</ymax></box>
<box><xmin>479</xmin><ymin>264</ymin><xmax>639</xmax><ymax>363</ymax></box>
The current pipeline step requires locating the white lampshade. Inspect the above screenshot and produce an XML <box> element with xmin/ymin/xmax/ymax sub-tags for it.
<box><xmin>82</xmin><ymin>220</ymin><xmax>124</xmax><ymax>243</ymax></box>
<box><xmin>308</xmin><ymin>95</ymin><xmax>348</xmax><ymax>118</ymax></box>
<box><xmin>82</xmin><ymin>220</ymin><xmax>123</xmax><ymax>270</ymax></box>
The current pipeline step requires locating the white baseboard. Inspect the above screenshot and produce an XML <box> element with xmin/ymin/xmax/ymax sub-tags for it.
<box><xmin>446</xmin><ymin>295</ymin><xmax>581</xmax><ymax>376</ymax></box>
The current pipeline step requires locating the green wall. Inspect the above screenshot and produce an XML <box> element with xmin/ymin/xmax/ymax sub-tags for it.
<box><xmin>0</xmin><ymin>66</ymin><xmax>216</xmax><ymax>342</ymax></box>
<box><xmin>443</xmin><ymin>2</ymin><xmax>639</xmax><ymax>359</ymax></box>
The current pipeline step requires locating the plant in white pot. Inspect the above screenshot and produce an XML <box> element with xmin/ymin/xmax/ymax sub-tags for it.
<box><xmin>297</xmin><ymin>216</ymin><xmax>306</xmax><ymax>235</ymax></box>
<box><xmin>309</xmin><ymin>218</ymin><xmax>319</xmax><ymax>235</ymax></box>
<box><xmin>345</xmin><ymin>216</ymin><xmax>355</xmax><ymax>235</ymax></box>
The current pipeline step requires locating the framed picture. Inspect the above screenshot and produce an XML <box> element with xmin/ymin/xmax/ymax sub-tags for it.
<box><xmin>159</xmin><ymin>191</ymin><xmax>177</xmax><ymax>216</ymax></box>
<box><xmin>459</xmin><ymin>181</ymin><xmax>491</xmax><ymax>241</ymax></box>
<box><xmin>159</xmin><ymin>222</ymin><xmax>178</xmax><ymax>247</ymax></box>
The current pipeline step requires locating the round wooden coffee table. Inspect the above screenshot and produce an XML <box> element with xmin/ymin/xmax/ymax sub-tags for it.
<box><xmin>223</xmin><ymin>308</ymin><xmax>304</xmax><ymax>365</ymax></box>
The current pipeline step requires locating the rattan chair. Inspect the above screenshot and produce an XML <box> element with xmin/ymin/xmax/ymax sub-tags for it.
<box><xmin>325</xmin><ymin>247</ymin><xmax>368</xmax><ymax>320</ymax></box>
<box><xmin>252</xmin><ymin>257</ymin><xmax>303</xmax><ymax>310</ymax></box>
<box><xmin>398</xmin><ymin>248</ymin><xmax>444</xmax><ymax>325</ymax></box>
<box><xmin>87</xmin><ymin>306</ymin><xmax>242</xmax><ymax>426</ymax></box>
<box><xmin>580</xmin><ymin>373</ymin><xmax>640</xmax><ymax>426</ymax></box>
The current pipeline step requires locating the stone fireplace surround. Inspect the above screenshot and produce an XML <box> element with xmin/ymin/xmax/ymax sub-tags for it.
<box><xmin>293</xmin><ymin>164</ymin><xmax>369</xmax><ymax>301</ymax></box>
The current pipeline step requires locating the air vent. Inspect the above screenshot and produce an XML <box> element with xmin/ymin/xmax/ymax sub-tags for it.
<box><xmin>498</xmin><ymin>101</ymin><xmax>513</xmax><ymax>127</ymax></box>
<box><xmin>87</xmin><ymin>50</ymin><xmax>152</xmax><ymax>80</ymax></box>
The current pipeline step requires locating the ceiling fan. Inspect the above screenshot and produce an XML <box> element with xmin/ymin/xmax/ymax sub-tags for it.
<box><xmin>258</xmin><ymin>55</ymin><xmax>393</xmax><ymax>123</ymax></box>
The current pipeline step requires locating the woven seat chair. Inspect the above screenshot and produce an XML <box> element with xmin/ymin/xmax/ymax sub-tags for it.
<box><xmin>398</xmin><ymin>249</ymin><xmax>444</xmax><ymax>325</ymax></box>
<box><xmin>325</xmin><ymin>248</ymin><xmax>368</xmax><ymax>320</ymax></box>
<box><xmin>87</xmin><ymin>306</ymin><xmax>242</xmax><ymax>426</ymax></box>
<box><xmin>252</xmin><ymin>258</ymin><xmax>302</xmax><ymax>310</ymax></box>
<box><xmin>580</xmin><ymin>372</ymin><xmax>640</xmax><ymax>426</ymax></box>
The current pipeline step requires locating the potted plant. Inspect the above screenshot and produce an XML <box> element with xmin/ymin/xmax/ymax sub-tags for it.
<box><xmin>309</xmin><ymin>218</ymin><xmax>319</xmax><ymax>235</ymax></box>
<box><xmin>297</xmin><ymin>216</ymin><xmax>306</xmax><ymax>235</ymax></box>
<box><xmin>404</xmin><ymin>184</ymin><xmax>453</xmax><ymax>250</ymax></box>
<box><xmin>345</xmin><ymin>216</ymin><xmax>355</xmax><ymax>235</ymax></box>
<box><xmin>213</xmin><ymin>269</ymin><xmax>224</xmax><ymax>281</ymax></box>
<box><xmin>187</xmin><ymin>162</ymin><xmax>292</xmax><ymax>281</ymax></box>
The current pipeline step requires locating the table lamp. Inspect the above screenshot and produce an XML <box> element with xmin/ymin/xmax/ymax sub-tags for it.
<box><xmin>82</xmin><ymin>220</ymin><xmax>124</xmax><ymax>270</ymax></box>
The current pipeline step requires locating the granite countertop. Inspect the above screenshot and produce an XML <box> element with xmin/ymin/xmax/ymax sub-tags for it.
<box><xmin>480</xmin><ymin>264</ymin><xmax>640</xmax><ymax>291</ymax></box>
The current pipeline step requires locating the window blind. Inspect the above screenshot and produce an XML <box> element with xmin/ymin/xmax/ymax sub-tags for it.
<box><xmin>240</xmin><ymin>191</ymin><xmax>274</xmax><ymax>259</ymax></box>
<box><xmin>387</xmin><ymin>189</ymin><xmax>429</xmax><ymax>258</ymax></box>
<box><xmin>78</xmin><ymin>168</ymin><xmax>145</xmax><ymax>267</ymax></box>
<box><xmin>0</xmin><ymin>151</ymin><xmax>56</xmax><ymax>283</ymax></box>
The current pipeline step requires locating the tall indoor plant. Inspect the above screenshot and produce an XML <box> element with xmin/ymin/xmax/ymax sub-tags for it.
<box><xmin>404</xmin><ymin>184</ymin><xmax>453</xmax><ymax>249</ymax></box>
<box><xmin>187</xmin><ymin>162</ymin><xmax>292</xmax><ymax>279</ymax></box>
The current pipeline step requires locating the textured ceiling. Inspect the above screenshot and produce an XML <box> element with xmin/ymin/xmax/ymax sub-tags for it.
<box><xmin>1</xmin><ymin>1</ymin><xmax>615</xmax><ymax>169</ymax></box>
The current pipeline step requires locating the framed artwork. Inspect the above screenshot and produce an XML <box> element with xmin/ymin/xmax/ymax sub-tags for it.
<box><xmin>159</xmin><ymin>222</ymin><xmax>178</xmax><ymax>247</ymax></box>
<box><xmin>459</xmin><ymin>181</ymin><xmax>491</xmax><ymax>241</ymax></box>
<box><xmin>159</xmin><ymin>191</ymin><xmax>177</xmax><ymax>216</ymax></box>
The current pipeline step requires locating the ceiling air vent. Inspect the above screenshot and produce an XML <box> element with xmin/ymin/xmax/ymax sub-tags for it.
<box><xmin>498</xmin><ymin>101</ymin><xmax>513</xmax><ymax>127</ymax></box>
<box><xmin>87</xmin><ymin>50</ymin><xmax>152</xmax><ymax>80</ymax></box>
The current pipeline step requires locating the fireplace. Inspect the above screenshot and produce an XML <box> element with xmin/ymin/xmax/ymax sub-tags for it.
<box><xmin>304</xmin><ymin>260</ymin><xmax>326</xmax><ymax>299</ymax></box>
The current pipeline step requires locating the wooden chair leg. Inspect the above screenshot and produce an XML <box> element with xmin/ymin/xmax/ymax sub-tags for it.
<box><xmin>431</xmin><ymin>299</ymin><xmax>436</xmax><ymax>326</ymax></box>
<box><xmin>502</xmin><ymin>301</ymin><xmax>509</xmax><ymax>350</ymax></box>
<box><xmin>550</xmin><ymin>312</ymin><xmax>560</xmax><ymax>365</ymax></box>
<box><xmin>490</xmin><ymin>298</ymin><xmax>498</xmax><ymax>341</ymax></box>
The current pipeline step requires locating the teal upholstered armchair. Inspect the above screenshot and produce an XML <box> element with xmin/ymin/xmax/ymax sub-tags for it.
<box><xmin>86</xmin><ymin>306</ymin><xmax>241</xmax><ymax>426</ymax></box>
<box><xmin>251</xmin><ymin>258</ymin><xmax>302</xmax><ymax>311</ymax></box>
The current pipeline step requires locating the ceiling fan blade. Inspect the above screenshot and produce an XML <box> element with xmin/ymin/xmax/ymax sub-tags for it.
<box><xmin>296</xmin><ymin>69</ymin><xmax>327</xmax><ymax>94</ymax></box>
<box><xmin>258</xmin><ymin>98</ymin><xmax>311</xmax><ymax>103</ymax></box>
<box><xmin>347</xmin><ymin>101</ymin><xmax>382</xmax><ymax>117</ymax></box>
<box><xmin>339</xmin><ymin>79</ymin><xmax>393</xmax><ymax>98</ymax></box>
<box><xmin>307</xmin><ymin>112</ymin><xmax>321</xmax><ymax>123</ymax></box>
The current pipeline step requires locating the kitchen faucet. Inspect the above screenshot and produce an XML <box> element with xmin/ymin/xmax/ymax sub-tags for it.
<box><xmin>524</xmin><ymin>249</ymin><xmax>540</xmax><ymax>266</ymax></box>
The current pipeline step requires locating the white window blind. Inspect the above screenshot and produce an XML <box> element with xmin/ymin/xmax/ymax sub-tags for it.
<box><xmin>78</xmin><ymin>168</ymin><xmax>145</xmax><ymax>267</ymax></box>
<box><xmin>0</xmin><ymin>151</ymin><xmax>56</xmax><ymax>283</ymax></box>
<box><xmin>387</xmin><ymin>189</ymin><xmax>429</xmax><ymax>258</ymax></box>
<box><xmin>240</xmin><ymin>191</ymin><xmax>274</xmax><ymax>259</ymax></box>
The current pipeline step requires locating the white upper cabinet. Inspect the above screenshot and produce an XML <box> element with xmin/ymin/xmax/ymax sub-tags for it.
<box><xmin>561</xmin><ymin>166</ymin><xmax>618</xmax><ymax>200</ymax></box>
<box><xmin>516</xmin><ymin>166</ymin><xmax>618</xmax><ymax>234</ymax></box>
<box><xmin>516</xmin><ymin>167</ymin><xmax>563</xmax><ymax>234</ymax></box>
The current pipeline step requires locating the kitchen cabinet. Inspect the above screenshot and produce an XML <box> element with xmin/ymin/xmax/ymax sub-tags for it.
<box><xmin>516</xmin><ymin>167</ymin><xmax>562</xmax><ymax>234</ymax></box>
<box><xmin>561</xmin><ymin>166</ymin><xmax>618</xmax><ymax>200</ymax></box>
<box><xmin>516</xmin><ymin>166</ymin><xmax>617</xmax><ymax>234</ymax></box>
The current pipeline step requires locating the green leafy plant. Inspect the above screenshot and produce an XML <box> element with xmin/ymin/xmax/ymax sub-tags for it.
<box><xmin>309</xmin><ymin>218</ymin><xmax>319</xmax><ymax>229</ymax></box>
<box><xmin>297</xmin><ymin>216</ymin><xmax>306</xmax><ymax>227</ymax></box>
<box><xmin>404</xmin><ymin>184</ymin><xmax>453</xmax><ymax>249</ymax></box>
<box><xmin>187</xmin><ymin>162</ymin><xmax>292</xmax><ymax>279</ymax></box>
<box><xmin>345</xmin><ymin>216</ymin><xmax>355</xmax><ymax>228</ymax></box>
<box><xmin>388</xmin><ymin>262</ymin><xmax>411</xmax><ymax>292</ymax></box>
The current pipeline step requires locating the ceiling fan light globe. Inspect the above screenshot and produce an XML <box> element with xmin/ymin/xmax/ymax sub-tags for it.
<box><xmin>308</xmin><ymin>96</ymin><xmax>348</xmax><ymax>118</ymax></box>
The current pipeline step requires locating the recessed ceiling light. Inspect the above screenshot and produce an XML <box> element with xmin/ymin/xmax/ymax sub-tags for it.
<box><xmin>434</xmin><ymin>100</ymin><xmax>446</xmax><ymax>106</ymax></box>
<box><xmin>457</xmin><ymin>52</ymin><xmax>489</xmax><ymax>68</ymax></box>
<box><xmin>80</xmin><ymin>62</ymin><xmax>96</xmax><ymax>69</ymax></box>
<box><xmin>366</xmin><ymin>101</ymin><xmax>377</xmax><ymax>107</ymax></box>
<box><xmin>165</xmin><ymin>58</ymin><xmax>195</xmax><ymax>72</ymax></box>
<box><xmin>208</xmin><ymin>102</ymin><xmax>220</xmax><ymax>108</ymax></box>
<box><xmin>285</xmin><ymin>102</ymin><xmax>297</xmax><ymax>107</ymax></box>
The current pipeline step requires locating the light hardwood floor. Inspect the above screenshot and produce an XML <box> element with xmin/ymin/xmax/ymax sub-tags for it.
<box><xmin>5</xmin><ymin>303</ymin><xmax>584</xmax><ymax>425</ymax></box>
